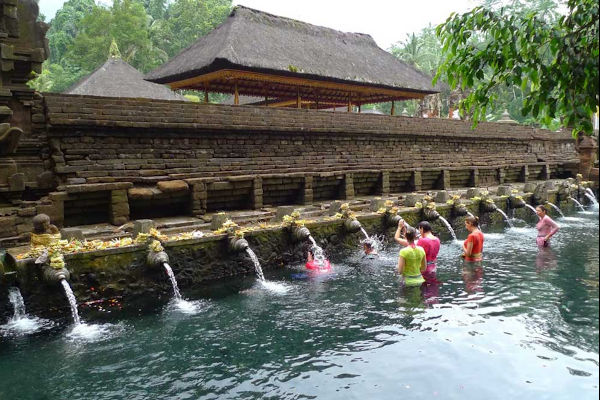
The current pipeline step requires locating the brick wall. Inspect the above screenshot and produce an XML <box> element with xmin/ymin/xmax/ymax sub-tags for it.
<box><xmin>1</xmin><ymin>93</ymin><xmax>579</xmax><ymax>236</ymax></box>
<box><xmin>43</xmin><ymin>94</ymin><xmax>578</xmax><ymax>185</ymax></box>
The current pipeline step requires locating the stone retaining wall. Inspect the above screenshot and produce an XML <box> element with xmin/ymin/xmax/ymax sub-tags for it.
<box><xmin>1</xmin><ymin>190</ymin><xmax>582</xmax><ymax>321</ymax></box>
<box><xmin>0</xmin><ymin>93</ymin><xmax>580</xmax><ymax>240</ymax></box>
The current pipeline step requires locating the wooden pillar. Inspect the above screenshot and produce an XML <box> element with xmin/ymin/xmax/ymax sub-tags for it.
<box><xmin>297</xmin><ymin>87</ymin><xmax>301</xmax><ymax>109</ymax></box>
<box><xmin>347</xmin><ymin>95</ymin><xmax>352</xmax><ymax>112</ymax></box>
<box><xmin>264</xmin><ymin>95</ymin><xmax>268</xmax><ymax>106</ymax></box>
<box><xmin>234</xmin><ymin>82</ymin><xmax>239</xmax><ymax>105</ymax></box>
<box><xmin>391</xmin><ymin>101</ymin><xmax>395</xmax><ymax>116</ymax></box>
<box><xmin>204</xmin><ymin>88</ymin><xmax>209</xmax><ymax>104</ymax></box>
<box><xmin>358</xmin><ymin>104</ymin><xmax>361</xmax><ymax>113</ymax></box>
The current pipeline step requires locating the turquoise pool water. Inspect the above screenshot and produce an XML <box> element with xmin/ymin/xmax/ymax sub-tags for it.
<box><xmin>1</xmin><ymin>210</ymin><xmax>598</xmax><ymax>399</ymax></box>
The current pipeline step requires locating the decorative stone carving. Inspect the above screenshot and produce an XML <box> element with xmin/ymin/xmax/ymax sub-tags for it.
<box><xmin>0</xmin><ymin>0</ymin><xmax>48</xmax><ymax>154</ymax></box>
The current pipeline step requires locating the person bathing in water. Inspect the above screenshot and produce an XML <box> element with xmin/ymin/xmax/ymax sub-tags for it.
<box><xmin>305</xmin><ymin>246</ymin><xmax>331</xmax><ymax>271</ymax></box>
<box><xmin>395</xmin><ymin>220</ymin><xmax>439</xmax><ymax>283</ymax></box>
<box><xmin>415</xmin><ymin>221</ymin><xmax>440</xmax><ymax>283</ymax></box>
<box><xmin>535</xmin><ymin>205</ymin><xmax>559</xmax><ymax>248</ymax></box>
<box><xmin>397</xmin><ymin>227</ymin><xmax>426</xmax><ymax>286</ymax></box>
<box><xmin>362</xmin><ymin>240</ymin><xmax>378</xmax><ymax>258</ymax></box>
<box><xmin>462</xmin><ymin>216</ymin><xmax>484</xmax><ymax>262</ymax></box>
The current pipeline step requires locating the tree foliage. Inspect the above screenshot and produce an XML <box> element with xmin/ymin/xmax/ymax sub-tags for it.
<box><xmin>435</xmin><ymin>0</ymin><xmax>599</xmax><ymax>136</ymax></box>
<box><xmin>45</xmin><ymin>0</ymin><xmax>96</xmax><ymax>64</ymax></box>
<box><xmin>66</xmin><ymin>0</ymin><xmax>170</xmax><ymax>74</ymax></box>
<box><xmin>30</xmin><ymin>0</ymin><xmax>232</xmax><ymax>93</ymax></box>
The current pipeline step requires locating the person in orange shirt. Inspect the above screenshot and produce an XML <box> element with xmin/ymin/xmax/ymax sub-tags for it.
<box><xmin>462</xmin><ymin>215</ymin><xmax>484</xmax><ymax>262</ymax></box>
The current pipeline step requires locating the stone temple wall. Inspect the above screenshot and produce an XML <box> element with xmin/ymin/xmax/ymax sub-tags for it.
<box><xmin>0</xmin><ymin>93</ymin><xmax>579</xmax><ymax>241</ymax></box>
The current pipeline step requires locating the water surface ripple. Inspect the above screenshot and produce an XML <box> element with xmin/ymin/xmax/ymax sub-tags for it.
<box><xmin>0</xmin><ymin>210</ymin><xmax>598</xmax><ymax>399</ymax></box>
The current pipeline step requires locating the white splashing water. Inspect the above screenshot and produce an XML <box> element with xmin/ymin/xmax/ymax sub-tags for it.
<box><xmin>495</xmin><ymin>209</ymin><xmax>514</xmax><ymax>228</ymax></box>
<box><xmin>60</xmin><ymin>279</ymin><xmax>81</xmax><ymax>325</ymax></box>
<box><xmin>524</xmin><ymin>204</ymin><xmax>538</xmax><ymax>216</ymax></box>
<box><xmin>585</xmin><ymin>188</ymin><xmax>598</xmax><ymax>204</ymax></box>
<box><xmin>546</xmin><ymin>202</ymin><xmax>565</xmax><ymax>218</ymax></box>
<box><xmin>359</xmin><ymin>227</ymin><xmax>382</xmax><ymax>253</ymax></box>
<box><xmin>8</xmin><ymin>287</ymin><xmax>26</xmax><ymax>318</ymax></box>
<box><xmin>163</xmin><ymin>263</ymin><xmax>182</xmax><ymax>300</ymax></box>
<box><xmin>66</xmin><ymin>321</ymin><xmax>124</xmax><ymax>343</ymax></box>
<box><xmin>569</xmin><ymin>197</ymin><xmax>585</xmax><ymax>211</ymax></box>
<box><xmin>308</xmin><ymin>235</ymin><xmax>327</xmax><ymax>269</ymax></box>
<box><xmin>245</xmin><ymin>248</ymin><xmax>265</xmax><ymax>282</ymax></box>
<box><xmin>0</xmin><ymin>288</ymin><xmax>54</xmax><ymax>336</ymax></box>
<box><xmin>437</xmin><ymin>215</ymin><xmax>457</xmax><ymax>241</ymax></box>
<box><xmin>360</xmin><ymin>227</ymin><xmax>369</xmax><ymax>240</ymax></box>
<box><xmin>466</xmin><ymin>212</ymin><xmax>475</xmax><ymax>218</ymax></box>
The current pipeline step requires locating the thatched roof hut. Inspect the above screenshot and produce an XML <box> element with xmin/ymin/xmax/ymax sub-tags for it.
<box><xmin>145</xmin><ymin>6</ymin><xmax>440</xmax><ymax>109</ymax></box>
<box><xmin>65</xmin><ymin>57</ymin><xmax>188</xmax><ymax>101</ymax></box>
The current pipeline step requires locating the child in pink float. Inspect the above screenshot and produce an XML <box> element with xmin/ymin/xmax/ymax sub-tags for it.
<box><xmin>535</xmin><ymin>205</ymin><xmax>559</xmax><ymax>248</ymax></box>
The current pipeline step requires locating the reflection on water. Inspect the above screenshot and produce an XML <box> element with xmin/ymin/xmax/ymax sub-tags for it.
<box><xmin>0</xmin><ymin>210</ymin><xmax>598</xmax><ymax>400</ymax></box>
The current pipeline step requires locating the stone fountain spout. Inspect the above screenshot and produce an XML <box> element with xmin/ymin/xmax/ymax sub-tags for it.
<box><xmin>385</xmin><ymin>213</ymin><xmax>402</xmax><ymax>227</ymax></box>
<box><xmin>423</xmin><ymin>207</ymin><xmax>440</xmax><ymax>221</ymax></box>
<box><xmin>228</xmin><ymin>236</ymin><xmax>249</xmax><ymax>253</ymax></box>
<box><xmin>481</xmin><ymin>199</ymin><xmax>498</xmax><ymax>213</ymax></box>
<box><xmin>35</xmin><ymin>250</ymin><xmax>70</xmax><ymax>284</ymax></box>
<box><xmin>508</xmin><ymin>194</ymin><xmax>526</xmax><ymax>209</ymax></box>
<box><xmin>343</xmin><ymin>218</ymin><xmax>362</xmax><ymax>234</ymax></box>
<box><xmin>452</xmin><ymin>202</ymin><xmax>469</xmax><ymax>217</ymax></box>
<box><xmin>291</xmin><ymin>226</ymin><xmax>311</xmax><ymax>243</ymax></box>
<box><xmin>146</xmin><ymin>241</ymin><xmax>170</xmax><ymax>269</ymax></box>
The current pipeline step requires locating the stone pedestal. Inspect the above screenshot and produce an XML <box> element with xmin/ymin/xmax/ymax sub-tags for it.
<box><xmin>470</xmin><ymin>168</ymin><xmax>479</xmax><ymax>187</ymax></box>
<box><xmin>302</xmin><ymin>175</ymin><xmax>313</xmax><ymax>205</ymax></box>
<box><xmin>441</xmin><ymin>170</ymin><xmax>451</xmax><ymax>189</ymax></box>
<box><xmin>190</xmin><ymin>182</ymin><xmax>207</xmax><ymax>216</ymax></box>
<box><xmin>412</xmin><ymin>170</ymin><xmax>422</xmax><ymax>191</ymax></box>
<box><xmin>252</xmin><ymin>177</ymin><xmax>263</xmax><ymax>209</ymax></box>
<box><xmin>520</xmin><ymin>165</ymin><xmax>529</xmax><ymax>182</ymax></box>
<box><xmin>380</xmin><ymin>171</ymin><xmax>390</xmax><ymax>196</ymax></box>
<box><xmin>344</xmin><ymin>173</ymin><xmax>354</xmax><ymax>200</ymax></box>
<box><xmin>110</xmin><ymin>189</ymin><xmax>129</xmax><ymax>225</ymax></box>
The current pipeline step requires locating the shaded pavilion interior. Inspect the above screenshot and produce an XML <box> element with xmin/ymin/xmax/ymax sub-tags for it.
<box><xmin>146</xmin><ymin>6</ymin><xmax>441</xmax><ymax>111</ymax></box>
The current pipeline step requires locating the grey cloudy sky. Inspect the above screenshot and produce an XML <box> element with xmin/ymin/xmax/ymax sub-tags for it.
<box><xmin>39</xmin><ymin>0</ymin><xmax>478</xmax><ymax>50</ymax></box>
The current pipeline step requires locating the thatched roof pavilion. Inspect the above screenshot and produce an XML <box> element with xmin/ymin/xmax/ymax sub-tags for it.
<box><xmin>66</xmin><ymin>56</ymin><xmax>188</xmax><ymax>101</ymax></box>
<box><xmin>145</xmin><ymin>6</ymin><xmax>440</xmax><ymax>109</ymax></box>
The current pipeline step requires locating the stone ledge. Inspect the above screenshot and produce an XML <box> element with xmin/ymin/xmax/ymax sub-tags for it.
<box><xmin>57</xmin><ymin>182</ymin><xmax>133</xmax><ymax>193</ymax></box>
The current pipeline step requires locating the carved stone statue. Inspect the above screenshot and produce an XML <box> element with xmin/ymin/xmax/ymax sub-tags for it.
<box><xmin>30</xmin><ymin>213</ymin><xmax>61</xmax><ymax>247</ymax></box>
<box><xmin>0</xmin><ymin>0</ymin><xmax>49</xmax><ymax>154</ymax></box>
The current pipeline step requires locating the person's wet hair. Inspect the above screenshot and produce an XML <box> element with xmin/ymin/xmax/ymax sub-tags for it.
<box><xmin>536</xmin><ymin>205</ymin><xmax>548</xmax><ymax>214</ymax></box>
<box><xmin>405</xmin><ymin>227</ymin><xmax>417</xmax><ymax>242</ymax></box>
<box><xmin>417</xmin><ymin>221</ymin><xmax>432</xmax><ymax>233</ymax></box>
<box><xmin>465</xmin><ymin>215</ymin><xmax>479</xmax><ymax>228</ymax></box>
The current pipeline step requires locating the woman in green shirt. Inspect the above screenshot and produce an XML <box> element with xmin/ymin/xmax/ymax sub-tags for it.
<box><xmin>397</xmin><ymin>227</ymin><xmax>426</xmax><ymax>286</ymax></box>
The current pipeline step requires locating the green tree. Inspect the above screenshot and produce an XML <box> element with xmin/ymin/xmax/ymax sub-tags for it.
<box><xmin>160</xmin><ymin>0</ymin><xmax>231</xmax><ymax>57</ymax></box>
<box><xmin>66</xmin><ymin>0</ymin><xmax>167</xmax><ymax>74</ymax></box>
<box><xmin>45</xmin><ymin>0</ymin><xmax>96</xmax><ymax>64</ymax></box>
<box><xmin>142</xmin><ymin>0</ymin><xmax>167</xmax><ymax>20</ymax></box>
<box><xmin>435</xmin><ymin>0</ymin><xmax>599</xmax><ymax>136</ymax></box>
